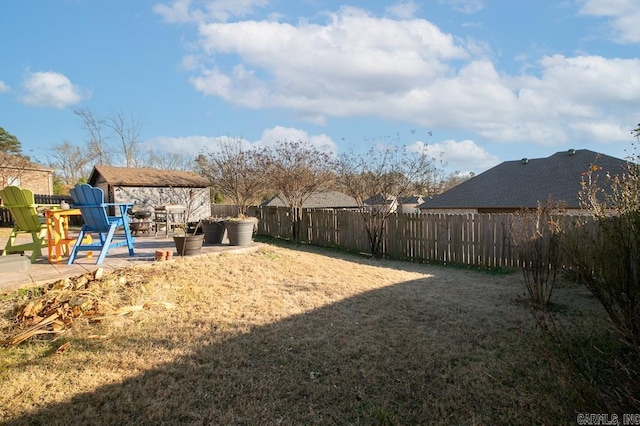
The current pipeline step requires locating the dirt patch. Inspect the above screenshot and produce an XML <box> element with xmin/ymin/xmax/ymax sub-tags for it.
<box><xmin>0</xmin><ymin>241</ymin><xmax>604</xmax><ymax>424</ymax></box>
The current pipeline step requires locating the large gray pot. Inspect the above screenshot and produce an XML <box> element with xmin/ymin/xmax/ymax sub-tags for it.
<box><xmin>225</xmin><ymin>219</ymin><xmax>254</xmax><ymax>246</ymax></box>
<box><xmin>202</xmin><ymin>221</ymin><xmax>226</xmax><ymax>244</ymax></box>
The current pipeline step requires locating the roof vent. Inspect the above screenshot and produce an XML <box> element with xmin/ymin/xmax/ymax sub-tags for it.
<box><xmin>568</xmin><ymin>148</ymin><xmax>576</xmax><ymax>155</ymax></box>
<box><xmin>521</xmin><ymin>158</ymin><xmax>528</xmax><ymax>164</ymax></box>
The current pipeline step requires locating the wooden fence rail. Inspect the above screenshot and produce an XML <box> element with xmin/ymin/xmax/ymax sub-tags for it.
<box><xmin>253</xmin><ymin>206</ymin><xmax>593</xmax><ymax>269</ymax></box>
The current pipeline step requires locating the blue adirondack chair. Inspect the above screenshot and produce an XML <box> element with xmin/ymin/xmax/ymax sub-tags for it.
<box><xmin>67</xmin><ymin>184</ymin><xmax>135</xmax><ymax>265</ymax></box>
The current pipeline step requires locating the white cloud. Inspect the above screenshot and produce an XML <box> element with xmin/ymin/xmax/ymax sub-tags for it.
<box><xmin>439</xmin><ymin>0</ymin><xmax>485</xmax><ymax>14</ymax></box>
<box><xmin>180</xmin><ymin>54</ymin><xmax>201</xmax><ymax>71</ymax></box>
<box><xmin>386</xmin><ymin>1</ymin><xmax>420</xmax><ymax>19</ymax></box>
<box><xmin>391</xmin><ymin>54</ymin><xmax>640</xmax><ymax>145</ymax></box>
<box><xmin>153</xmin><ymin>0</ymin><xmax>203</xmax><ymax>23</ymax></box>
<box><xmin>161</xmin><ymin>4</ymin><xmax>640</xmax><ymax>148</ymax></box>
<box><xmin>493</xmin><ymin>54</ymin><xmax>640</xmax><ymax>144</ymax></box>
<box><xmin>153</xmin><ymin>0</ymin><xmax>269</xmax><ymax>23</ymax></box>
<box><xmin>535</xmin><ymin>55</ymin><xmax>640</xmax><ymax>103</ymax></box>
<box><xmin>257</xmin><ymin>126</ymin><xmax>337</xmax><ymax>154</ymax></box>
<box><xmin>143</xmin><ymin>135</ymin><xmax>231</xmax><ymax>155</ymax></box>
<box><xmin>192</xmin><ymin>7</ymin><xmax>467</xmax><ymax>114</ymax></box>
<box><xmin>408</xmin><ymin>139</ymin><xmax>499</xmax><ymax>173</ymax></box>
<box><xmin>569</xmin><ymin>121</ymin><xmax>631</xmax><ymax>143</ymax></box>
<box><xmin>19</xmin><ymin>71</ymin><xmax>86</xmax><ymax>108</ymax></box>
<box><xmin>578</xmin><ymin>0</ymin><xmax>640</xmax><ymax>43</ymax></box>
<box><xmin>189</xmin><ymin>65</ymin><xmax>268</xmax><ymax>108</ymax></box>
<box><xmin>204</xmin><ymin>0</ymin><xmax>269</xmax><ymax>22</ymax></box>
<box><xmin>145</xmin><ymin>126</ymin><xmax>337</xmax><ymax>157</ymax></box>
<box><xmin>0</xmin><ymin>80</ymin><xmax>9</xmax><ymax>93</ymax></box>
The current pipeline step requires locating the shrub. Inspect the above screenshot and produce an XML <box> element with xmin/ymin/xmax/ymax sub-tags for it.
<box><xmin>510</xmin><ymin>200</ymin><xmax>565</xmax><ymax>310</ymax></box>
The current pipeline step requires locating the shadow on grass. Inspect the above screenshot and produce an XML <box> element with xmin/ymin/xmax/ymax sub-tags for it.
<box><xmin>4</xmin><ymin>250</ymin><xmax>583</xmax><ymax>425</ymax></box>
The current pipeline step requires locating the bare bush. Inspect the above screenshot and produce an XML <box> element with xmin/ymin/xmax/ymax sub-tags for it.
<box><xmin>534</xmin><ymin>126</ymin><xmax>640</xmax><ymax>413</ymax></box>
<box><xmin>510</xmin><ymin>200</ymin><xmax>564</xmax><ymax>309</ymax></box>
<box><xmin>565</xmin><ymin>145</ymin><xmax>640</xmax><ymax>349</ymax></box>
<box><xmin>532</xmin><ymin>309</ymin><xmax>640</xmax><ymax>413</ymax></box>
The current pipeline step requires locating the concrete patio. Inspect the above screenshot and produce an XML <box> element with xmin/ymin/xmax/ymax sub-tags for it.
<box><xmin>0</xmin><ymin>233</ymin><xmax>262</xmax><ymax>294</ymax></box>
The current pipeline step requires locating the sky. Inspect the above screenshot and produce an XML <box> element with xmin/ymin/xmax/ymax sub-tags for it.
<box><xmin>1</xmin><ymin>0</ymin><xmax>639</xmax><ymax>176</ymax></box>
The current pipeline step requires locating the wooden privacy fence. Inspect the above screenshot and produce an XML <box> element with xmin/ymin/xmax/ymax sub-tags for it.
<box><xmin>255</xmin><ymin>207</ymin><xmax>520</xmax><ymax>268</ymax></box>
<box><xmin>209</xmin><ymin>204</ymin><xmax>242</xmax><ymax>218</ymax></box>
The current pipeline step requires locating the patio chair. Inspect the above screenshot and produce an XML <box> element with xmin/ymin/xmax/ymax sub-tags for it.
<box><xmin>0</xmin><ymin>185</ymin><xmax>56</xmax><ymax>263</ymax></box>
<box><xmin>67</xmin><ymin>183</ymin><xmax>135</xmax><ymax>265</ymax></box>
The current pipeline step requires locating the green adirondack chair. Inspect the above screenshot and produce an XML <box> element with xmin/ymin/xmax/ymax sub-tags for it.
<box><xmin>0</xmin><ymin>186</ymin><xmax>56</xmax><ymax>263</ymax></box>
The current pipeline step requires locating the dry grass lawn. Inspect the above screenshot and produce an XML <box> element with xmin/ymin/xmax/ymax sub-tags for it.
<box><xmin>0</xmin><ymin>235</ymin><xmax>606</xmax><ymax>425</ymax></box>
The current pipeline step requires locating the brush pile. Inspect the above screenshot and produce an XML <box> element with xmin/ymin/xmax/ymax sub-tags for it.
<box><xmin>1</xmin><ymin>267</ymin><xmax>174</xmax><ymax>347</ymax></box>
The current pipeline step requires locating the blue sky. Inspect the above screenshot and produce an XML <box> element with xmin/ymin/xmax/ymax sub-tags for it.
<box><xmin>1</xmin><ymin>0</ymin><xmax>639</xmax><ymax>175</ymax></box>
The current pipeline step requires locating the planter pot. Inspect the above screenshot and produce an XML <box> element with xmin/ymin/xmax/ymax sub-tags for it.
<box><xmin>173</xmin><ymin>234</ymin><xmax>205</xmax><ymax>256</ymax></box>
<box><xmin>202</xmin><ymin>221</ymin><xmax>226</xmax><ymax>244</ymax></box>
<box><xmin>225</xmin><ymin>219</ymin><xmax>254</xmax><ymax>246</ymax></box>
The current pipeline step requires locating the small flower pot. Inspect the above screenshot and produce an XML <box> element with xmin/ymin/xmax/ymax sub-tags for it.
<box><xmin>173</xmin><ymin>234</ymin><xmax>205</xmax><ymax>256</ymax></box>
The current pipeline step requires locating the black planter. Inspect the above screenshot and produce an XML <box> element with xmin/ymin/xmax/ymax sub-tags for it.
<box><xmin>225</xmin><ymin>219</ymin><xmax>254</xmax><ymax>246</ymax></box>
<box><xmin>202</xmin><ymin>221</ymin><xmax>226</xmax><ymax>244</ymax></box>
<box><xmin>173</xmin><ymin>234</ymin><xmax>205</xmax><ymax>256</ymax></box>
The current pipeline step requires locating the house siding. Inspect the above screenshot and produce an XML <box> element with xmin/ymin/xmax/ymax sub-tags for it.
<box><xmin>87</xmin><ymin>166</ymin><xmax>212</xmax><ymax>222</ymax></box>
<box><xmin>114</xmin><ymin>186</ymin><xmax>211</xmax><ymax>222</ymax></box>
<box><xmin>1</xmin><ymin>167</ymin><xmax>53</xmax><ymax>195</ymax></box>
<box><xmin>17</xmin><ymin>171</ymin><xmax>52</xmax><ymax>195</ymax></box>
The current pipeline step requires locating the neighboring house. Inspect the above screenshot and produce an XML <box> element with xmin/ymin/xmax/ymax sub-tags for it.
<box><xmin>0</xmin><ymin>156</ymin><xmax>53</xmax><ymax>195</ymax></box>
<box><xmin>87</xmin><ymin>165</ymin><xmax>211</xmax><ymax>221</ymax></box>
<box><xmin>261</xmin><ymin>191</ymin><xmax>359</xmax><ymax>209</ymax></box>
<box><xmin>364</xmin><ymin>193</ymin><xmax>398</xmax><ymax>214</ymax></box>
<box><xmin>418</xmin><ymin>149</ymin><xmax>628</xmax><ymax>214</ymax></box>
<box><xmin>398</xmin><ymin>195</ymin><xmax>425</xmax><ymax>214</ymax></box>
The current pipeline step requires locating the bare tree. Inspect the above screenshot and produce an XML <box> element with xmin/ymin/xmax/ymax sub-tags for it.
<box><xmin>336</xmin><ymin>141</ymin><xmax>442</xmax><ymax>257</ymax></box>
<box><xmin>257</xmin><ymin>140</ymin><xmax>335</xmax><ymax>242</ymax></box>
<box><xmin>146</xmin><ymin>150</ymin><xmax>196</xmax><ymax>171</ymax></box>
<box><xmin>106</xmin><ymin>110</ymin><xmax>144</xmax><ymax>167</ymax></box>
<box><xmin>73</xmin><ymin>107</ymin><xmax>111</xmax><ymax>165</ymax></box>
<box><xmin>48</xmin><ymin>140</ymin><xmax>95</xmax><ymax>191</ymax></box>
<box><xmin>195</xmin><ymin>138</ymin><xmax>267</xmax><ymax>217</ymax></box>
<box><xmin>74</xmin><ymin>107</ymin><xmax>149</xmax><ymax>168</ymax></box>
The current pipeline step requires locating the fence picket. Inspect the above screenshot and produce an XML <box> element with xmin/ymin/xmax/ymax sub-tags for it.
<box><xmin>246</xmin><ymin>206</ymin><xmax>599</xmax><ymax>269</ymax></box>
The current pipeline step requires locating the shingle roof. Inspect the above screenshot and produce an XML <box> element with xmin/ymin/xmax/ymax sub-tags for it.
<box><xmin>364</xmin><ymin>193</ymin><xmax>397</xmax><ymax>205</ymax></box>
<box><xmin>88</xmin><ymin>166</ymin><xmax>209</xmax><ymax>188</ymax></box>
<box><xmin>398</xmin><ymin>195</ymin><xmax>424</xmax><ymax>204</ymax></box>
<box><xmin>419</xmin><ymin>149</ymin><xmax>628</xmax><ymax>209</ymax></box>
<box><xmin>1</xmin><ymin>155</ymin><xmax>53</xmax><ymax>172</ymax></box>
<box><xmin>261</xmin><ymin>191</ymin><xmax>359</xmax><ymax>208</ymax></box>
